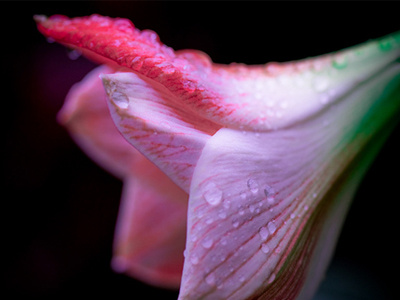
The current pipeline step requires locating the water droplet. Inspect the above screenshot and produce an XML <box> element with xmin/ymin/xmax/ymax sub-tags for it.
<box><xmin>190</xmin><ymin>255</ymin><xmax>199</xmax><ymax>265</ymax></box>
<box><xmin>218</xmin><ymin>211</ymin><xmax>227</xmax><ymax>219</ymax></box>
<box><xmin>202</xmin><ymin>238</ymin><xmax>213</xmax><ymax>249</ymax></box>
<box><xmin>247</xmin><ymin>178</ymin><xmax>259</xmax><ymax>194</ymax></box>
<box><xmin>205</xmin><ymin>217</ymin><xmax>214</xmax><ymax>224</ymax></box>
<box><xmin>203</xmin><ymin>182</ymin><xmax>223</xmax><ymax>206</ymax></box>
<box><xmin>304</xmin><ymin>205</ymin><xmax>309</xmax><ymax>211</ymax></box>
<box><xmin>238</xmin><ymin>205</ymin><xmax>245</xmax><ymax>215</ymax></box>
<box><xmin>268</xmin><ymin>273</ymin><xmax>276</xmax><ymax>284</ymax></box>
<box><xmin>67</xmin><ymin>49</ymin><xmax>82</xmax><ymax>60</ymax></box>
<box><xmin>313</xmin><ymin>77</ymin><xmax>329</xmax><ymax>92</ymax></box>
<box><xmin>112</xmin><ymin>92</ymin><xmax>130</xmax><ymax>109</ymax></box>
<box><xmin>267</xmin><ymin>221</ymin><xmax>277</xmax><ymax>235</ymax></box>
<box><xmin>312</xmin><ymin>193</ymin><xmax>317</xmax><ymax>198</ymax></box>
<box><xmin>240</xmin><ymin>191</ymin><xmax>247</xmax><ymax>200</ymax></box>
<box><xmin>249</xmin><ymin>204</ymin><xmax>257</xmax><ymax>213</ymax></box>
<box><xmin>261</xmin><ymin>243</ymin><xmax>270</xmax><ymax>254</ymax></box>
<box><xmin>232</xmin><ymin>220</ymin><xmax>240</xmax><ymax>228</ymax></box>
<box><xmin>183</xmin><ymin>249</ymin><xmax>187</xmax><ymax>257</ymax></box>
<box><xmin>205</xmin><ymin>272</ymin><xmax>216</xmax><ymax>286</ymax></box>
<box><xmin>332</xmin><ymin>54</ymin><xmax>348</xmax><ymax>69</ymax></box>
<box><xmin>239</xmin><ymin>275</ymin><xmax>245</xmax><ymax>282</ymax></box>
<box><xmin>259</xmin><ymin>226</ymin><xmax>269</xmax><ymax>241</ymax></box>
<box><xmin>290</xmin><ymin>213</ymin><xmax>296</xmax><ymax>219</ymax></box>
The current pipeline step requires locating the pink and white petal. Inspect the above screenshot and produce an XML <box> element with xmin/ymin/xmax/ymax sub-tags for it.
<box><xmin>112</xmin><ymin>175</ymin><xmax>188</xmax><ymax>289</ymax></box>
<box><xmin>59</xmin><ymin>64</ymin><xmax>190</xmax><ymax>288</ymax></box>
<box><xmin>101</xmin><ymin>71</ymin><xmax>220</xmax><ymax>193</ymax></box>
<box><xmin>201</xmin><ymin>31</ymin><xmax>400</xmax><ymax>131</ymax></box>
<box><xmin>179</xmin><ymin>64</ymin><xmax>400</xmax><ymax>300</ymax></box>
<box><xmin>36</xmin><ymin>15</ymin><xmax>400</xmax><ymax>132</ymax></box>
<box><xmin>58</xmin><ymin>65</ymin><xmax>140</xmax><ymax>179</ymax></box>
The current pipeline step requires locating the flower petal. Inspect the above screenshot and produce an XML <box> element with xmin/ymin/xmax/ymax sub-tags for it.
<box><xmin>179</xmin><ymin>63</ymin><xmax>400</xmax><ymax>299</ymax></box>
<box><xmin>58</xmin><ymin>65</ymin><xmax>138</xmax><ymax>178</ymax></box>
<box><xmin>112</xmin><ymin>175</ymin><xmax>188</xmax><ymax>289</ymax></box>
<box><xmin>58</xmin><ymin>64</ymin><xmax>190</xmax><ymax>288</ymax></box>
<box><xmin>36</xmin><ymin>15</ymin><xmax>400</xmax><ymax>131</ymax></box>
<box><xmin>101</xmin><ymin>71</ymin><xmax>220</xmax><ymax>192</ymax></box>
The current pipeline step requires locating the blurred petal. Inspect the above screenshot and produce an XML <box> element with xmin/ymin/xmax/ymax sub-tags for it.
<box><xmin>113</xmin><ymin>176</ymin><xmax>187</xmax><ymax>289</ymax></box>
<box><xmin>58</xmin><ymin>63</ymin><xmax>189</xmax><ymax>288</ymax></box>
<box><xmin>179</xmin><ymin>63</ymin><xmax>400</xmax><ymax>299</ymax></box>
<box><xmin>59</xmin><ymin>65</ymin><xmax>135</xmax><ymax>178</ymax></box>
<box><xmin>101</xmin><ymin>71</ymin><xmax>220</xmax><ymax>192</ymax></box>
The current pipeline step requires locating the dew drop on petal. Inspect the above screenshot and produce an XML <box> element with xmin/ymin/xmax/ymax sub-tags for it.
<box><xmin>190</xmin><ymin>255</ymin><xmax>199</xmax><ymax>265</ymax></box>
<box><xmin>247</xmin><ymin>178</ymin><xmax>259</xmax><ymax>194</ymax></box>
<box><xmin>313</xmin><ymin>77</ymin><xmax>329</xmax><ymax>92</ymax></box>
<box><xmin>268</xmin><ymin>273</ymin><xmax>276</xmax><ymax>284</ymax></box>
<box><xmin>267</xmin><ymin>221</ymin><xmax>277</xmax><ymax>235</ymax></box>
<box><xmin>218</xmin><ymin>210</ymin><xmax>227</xmax><ymax>219</ymax></box>
<box><xmin>205</xmin><ymin>272</ymin><xmax>216</xmax><ymax>286</ymax></box>
<box><xmin>203</xmin><ymin>182</ymin><xmax>223</xmax><ymax>206</ymax></box>
<box><xmin>261</xmin><ymin>243</ymin><xmax>270</xmax><ymax>254</ymax></box>
<box><xmin>202</xmin><ymin>238</ymin><xmax>213</xmax><ymax>249</ymax></box>
<box><xmin>249</xmin><ymin>204</ymin><xmax>257</xmax><ymax>213</ymax></box>
<box><xmin>112</xmin><ymin>92</ymin><xmax>130</xmax><ymax>109</ymax></box>
<box><xmin>259</xmin><ymin>226</ymin><xmax>269</xmax><ymax>241</ymax></box>
<box><xmin>232</xmin><ymin>220</ymin><xmax>240</xmax><ymax>228</ymax></box>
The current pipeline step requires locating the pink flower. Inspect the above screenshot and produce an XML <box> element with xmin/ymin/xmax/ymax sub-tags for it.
<box><xmin>35</xmin><ymin>14</ymin><xmax>400</xmax><ymax>299</ymax></box>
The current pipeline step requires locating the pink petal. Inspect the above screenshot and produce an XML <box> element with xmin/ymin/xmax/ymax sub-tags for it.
<box><xmin>113</xmin><ymin>176</ymin><xmax>187</xmax><ymax>289</ymax></box>
<box><xmin>36</xmin><ymin>15</ymin><xmax>400</xmax><ymax>131</ymax></box>
<box><xmin>179</xmin><ymin>64</ymin><xmax>400</xmax><ymax>299</ymax></box>
<box><xmin>101</xmin><ymin>71</ymin><xmax>220</xmax><ymax>192</ymax></box>
<box><xmin>58</xmin><ymin>64</ymin><xmax>189</xmax><ymax>287</ymax></box>
<box><xmin>58</xmin><ymin>65</ymin><xmax>136</xmax><ymax>178</ymax></box>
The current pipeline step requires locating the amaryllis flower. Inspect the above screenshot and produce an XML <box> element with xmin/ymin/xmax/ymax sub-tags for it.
<box><xmin>35</xmin><ymin>14</ymin><xmax>400</xmax><ymax>300</ymax></box>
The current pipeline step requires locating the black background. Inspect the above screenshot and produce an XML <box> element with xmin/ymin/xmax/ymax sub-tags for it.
<box><xmin>3</xmin><ymin>1</ymin><xmax>400</xmax><ymax>299</ymax></box>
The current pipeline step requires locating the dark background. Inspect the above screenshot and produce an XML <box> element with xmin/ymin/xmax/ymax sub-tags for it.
<box><xmin>3</xmin><ymin>1</ymin><xmax>400</xmax><ymax>299</ymax></box>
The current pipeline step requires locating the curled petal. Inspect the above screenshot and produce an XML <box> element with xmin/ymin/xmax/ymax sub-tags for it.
<box><xmin>113</xmin><ymin>176</ymin><xmax>187</xmax><ymax>289</ymax></box>
<box><xmin>101</xmin><ymin>71</ymin><xmax>220</xmax><ymax>192</ymax></box>
<box><xmin>57</xmin><ymin>63</ymin><xmax>189</xmax><ymax>288</ymax></box>
<box><xmin>58</xmin><ymin>65</ymin><xmax>137</xmax><ymax>178</ymax></box>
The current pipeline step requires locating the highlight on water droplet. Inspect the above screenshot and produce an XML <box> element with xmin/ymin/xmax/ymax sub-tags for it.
<box><xmin>261</xmin><ymin>243</ymin><xmax>270</xmax><ymax>254</ymax></box>
<box><xmin>259</xmin><ymin>226</ymin><xmax>269</xmax><ymax>241</ymax></box>
<box><xmin>267</xmin><ymin>221</ymin><xmax>277</xmax><ymax>235</ymax></box>
<box><xmin>67</xmin><ymin>48</ymin><xmax>82</xmax><ymax>60</ymax></box>
<box><xmin>247</xmin><ymin>178</ymin><xmax>259</xmax><ymax>194</ymax></box>
<box><xmin>313</xmin><ymin>77</ymin><xmax>329</xmax><ymax>92</ymax></box>
<box><xmin>268</xmin><ymin>273</ymin><xmax>276</xmax><ymax>284</ymax></box>
<box><xmin>205</xmin><ymin>272</ymin><xmax>216</xmax><ymax>286</ymax></box>
<box><xmin>112</xmin><ymin>91</ymin><xmax>130</xmax><ymax>109</ymax></box>
<box><xmin>232</xmin><ymin>220</ymin><xmax>240</xmax><ymax>228</ymax></box>
<box><xmin>203</xmin><ymin>181</ymin><xmax>223</xmax><ymax>206</ymax></box>
<box><xmin>201</xmin><ymin>238</ymin><xmax>214</xmax><ymax>249</ymax></box>
<box><xmin>190</xmin><ymin>255</ymin><xmax>199</xmax><ymax>265</ymax></box>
